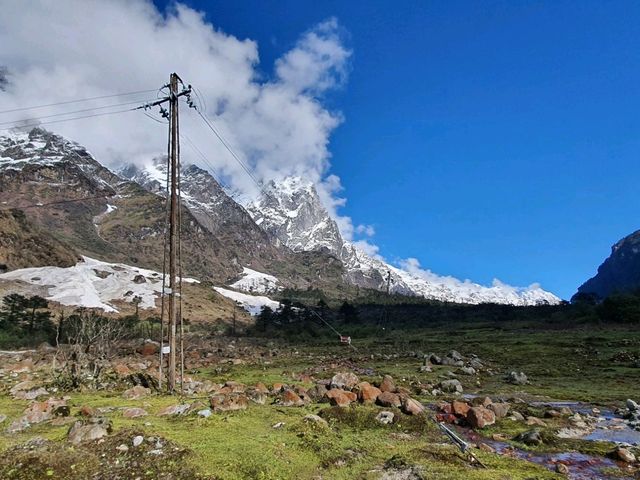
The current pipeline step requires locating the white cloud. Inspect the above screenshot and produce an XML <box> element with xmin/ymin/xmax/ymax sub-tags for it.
<box><xmin>0</xmin><ymin>0</ymin><xmax>350</xmax><ymax>204</ymax></box>
<box><xmin>352</xmin><ymin>240</ymin><xmax>383</xmax><ymax>260</ymax></box>
<box><xmin>355</xmin><ymin>224</ymin><xmax>375</xmax><ymax>236</ymax></box>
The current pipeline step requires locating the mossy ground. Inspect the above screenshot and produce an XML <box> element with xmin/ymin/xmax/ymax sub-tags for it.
<box><xmin>0</xmin><ymin>319</ymin><xmax>638</xmax><ymax>479</ymax></box>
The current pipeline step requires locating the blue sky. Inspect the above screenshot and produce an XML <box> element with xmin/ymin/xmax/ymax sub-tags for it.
<box><xmin>154</xmin><ymin>0</ymin><xmax>640</xmax><ymax>299</ymax></box>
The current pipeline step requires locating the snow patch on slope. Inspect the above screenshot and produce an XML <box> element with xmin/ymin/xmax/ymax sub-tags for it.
<box><xmin>230</xmin><ymin>267</ymin><xmax>280</xmax><ymax>294</ymax></box>
<box><xmin>0</xmin><ymin>256</ymin><xmax>198</xmax><ymax>313</ymax></box>
<box><xmin>213</xmin><ymin>287</ymin><xmax>280</xmax><ymax>315</ymax></box>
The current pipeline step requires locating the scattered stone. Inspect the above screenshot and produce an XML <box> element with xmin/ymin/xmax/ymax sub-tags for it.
<box><xmin>467</xmin><ymin>406</ymin><xmax>496</xmax><ymax>429</ymax></box>
<box><xmin>471</xmin><ymin>396</ymin><xmax>493</xmax><ymax>407</ymax></box>
<box><xmin>122</xmin><ymin>407</ymin><xmax>148</xmax><ymax>418</ymax></box>
<box><xmin>509</xmin><ymin>411</ymin><xmax>525</xmax><ymax>422</ymax></box>
<box><xmin>526</xmin><ymin>416</ymin><xmax>547</xmax><ymax>427</ymax></box>
<box><xmin>16</xmin><ymin>387</ymin><xmax>49</xmax><ymax>401</ymax></box>
<box><xmin>138</xmin><ymin>341</ymin><xmax>159</xmax><ymax>356</ymax></box>
<box><xmin>132</xmin><ymin>435</ymin><xmax>144</xmax><ymax>447</ymax></box>
<box><xmin>197</xmin><ymin>409</ymin><xmax>212</xmax><ymax>418</ymax></box>
<box><xmin>515</xmin><ymin>429</ymin><xmax>542</xmax><ymax>446</ymax></box>
<box><xmin>254</xmin><ymin>382</ymin><xmax>269</xmax><ymax>394</ymax></box>
<box><xmin>610</xmin><ymin>446</ymin><xmax>636</xmax><ymax>463</ymax></box>
<box><xmin>330</xmin><ymin>372</ymin><xmax>359</xmax><ymax>390</ymax></box>
<box><xmin>303</xmin><ymin>414</ymin><xmax>328</xmax><ymax>427</ymax></box>
<box><xmin>429</xmin><ymin>354</ymin><xmax>442</xmax><ymax>365</ymax></box>
<box><xmin>458</xmin><ymin>367</ymin><xmax>476</xmax><ymax>376</ymax></box>
<box><xmin>280</xmin><ymin>389</ymin><xmax>304</xmax><ymax>407</ymax></box>
<box><xmin>376</xmin><ymin>411</ymin><xmax>395</xmax><ymax>425</ymax></box>
<box><xmin>451</xmin><ymin>400</ymin><xmax>471</xmax><ymax>417</ymax></box>
<box><xmin>209</xmin><ymin>393</ymin><xmax>248</xmax><ymax>412</ymax></box>
<box><xmin>478</xmin><ymin>443</ymin><xmax>495</xmax><ymax>453</ymax></box>
<box><xmin>438</xmin><ymin>379</ymin><xmax>463</xmax><ymax>394</ymax></box>
<box><xmin>379</xmin><ymin>375</ymin><xmax>396</xmax><ymax>393</ymax></box>
<box><xmin>555</xmin><ymin>463</ymin><xmax>569</xmax><ymax>474</ymax></box>
<box><xmin>487</xmin><ymin>402</ymin><xmax>510</xmax><ymax>419</ymax></box>
<box><xmin>67</xmin><ymin>419</ymin><xmax>111</xmax><ymax>444</ymax></box>
<box><xmin>10</xmin><ymin>359</ymin><xmax>34</xmax><ymax>373</ymax></box>
<box><xmin>627</xmin><ymin>399</ymin><xmax>639</xmax><ymax>412</ymax></box>
<box><xmin>419</xmin><ymin>365</ymin><xmax>432</xmax><ymax>373</ymax></box>
<box><xmin>545</xmin><ymin>409</ymin><xmax>562</xmax><ymax>418</ymax></box>
<box><xmin>122</xmin><ymin>385</ymin><xmax>150</xmax><ymax>400</ymax></box>
<box><xmin>272</xmin><ymin>422</ymin><xmax>285</xmax><ymax>429</ymax></box>
<box><xmin>157</xmin><ymin>404</ymin><xmax>189</xmax><ymax>416</ymax></box>
<box><xmin>307</xmin><ymin>384</ymin><xmax>328</xmax><ymax>401</ymax></box>
<box><xmin>402</xmin><ymin>398</ymin><xmax>425</xmax><ymax>416</ymax></box>
<box><xmin>116</xmin><ymin>443</ymin><xmax>129</xmax><ymax>452</ymax></box>
<box><xmin>358</xmin><ymin>383</ymin><xmax>382</xmax><ymax>404</ymax></box>
<box><xmin>325</xmin><ymin>389</ymin><xmax>352</xmax><ymax>407</ymax></box>
<box><xmin>377</xmin><ymin>391</ymin><xmax>402</xmax><ymax>408</ymax></box>
<box><xmin>447</xmin><ymin>350</ymin><xmax>463</xmax><ymax>362</ymax></box>
<box><xmin>505</xmin><ymin>371</ymin><xmax>528</xmax><ymax>385</ymax></box>
<box><xmin>559</xmin><ymin>407</ymin><xmax>573</xmax><ymax>416</ymax></box>
<box><xmin>79</xmin><ymin>405</ymin><xmax>96</xmax><ymax>417</ymax></box>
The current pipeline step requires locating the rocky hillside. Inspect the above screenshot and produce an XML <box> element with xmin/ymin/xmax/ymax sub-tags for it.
<box><xmin>576</xmin><ymin>229</ymin><xmax>640</xmax><ymax>300</ymax></box>
<box><xmin>247</xmin><ymin>176</ymin><xmax>561</xmax><ymax>306</ymax></box>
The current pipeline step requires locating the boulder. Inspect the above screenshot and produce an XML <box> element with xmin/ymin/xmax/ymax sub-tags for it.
<box><xmin>113</xmin><ymin>364</ymin><xmax>132</xmax><ymax>377</ymax></box>
<box><xmin>122</xmin><ymin>407</ymin><xmax>148</xmax><ymax>418</ymax></box>
<box><xmin>487</xmin><ymin>402</ymin><xmax>510</xmax><ymax>419</ymax></box>
<box><xmin>379</xmin><ymin>375</ymin><xmax>396</xmax><ymax>393</ymax></box>
<box><xmin>526</xmin><ymin>416</ymin><xmax>547</xmax><ymax>427</ymax></box>
<box><xmin>610</xmin><ymin>447</ymin><xmax>636</xmax><ymax>463</ymax></box>
<box><xmin>376</xmin><ymin>411</ymin><xmax>395</xmax><ymax>425</ymax></box>
<box><xmin>471</xmin><ymin>396</ymin><xmax>492</xmax><ymax>407</ymax></box>
<box><xmin>627</xmin><ymin>399</ymin><xmax>639</xmax><ymax>412</ymax></box>
<box><xmin>122</xmin><ymin>385</ymin><xmax>150</xmax><ymax>400</ymax></box>
<box><xmin>506</xmin><ymin>371</ymin><xmax>528</xmax><ymax>385</ymax></box>
<box><xmin>307</xmin><ymin>384</ymin><xmax>328</xmax><ymax>401</ymax></box>
<box><xmin>402</xmin><ymin>398</ymin><xmax>425</xmax><ymax>416</ymax></box>
<box><xmin>377</xmin><ymin>391</ymin><xmax>402</xmax><ymax>408</ymax></box>
<box><xmin>209</xmin><ymin>393</ymin><xmax>248</xmax><ymax>412</ymax></box>
<box><xmin>280</xmin><ymin>389</ymin><xmax>304</xmax><ymax>407</ymax></box>
<box><xmin>138</xmin><ymin>341</ymin><xmax>159</xmax><ymax>357</ymax></box>
<box><xmin>458</xmin><ymin>367</ymin><xmax>476</xmax><ymax>376</ymax></box>
<box><xmin>67</xmin><ymin>419</ymin><xmax>111</xmax><ymax>444</ymax></box>
<box><xmin>438</xmin><ymin>379</ymin><xmax>463</xmax><ymax>394</ymax></box>
<box><xmin>515</xmin><ymin>429</ymin><xmax>542</xmax><ymax>446</ymax></box>
<box><xmin>157</xmin><ymin>404</ymin><xmax>190</xmax><ymax>416</ymax></box>
<box><xmin>447</xmin><ymin>350</ymin><xmax>463</xmax><ymax>361</ymax></box>
<box><xmin>467</xmin><ymin>406</ymin><xmax>496</xmax><ymax>429</ymax></box>
<box><xmin>325</xmin><ymin>389</ymin><xmax>352</xmax><ymax>407</ymax></box>
<box><xmin>358</xmin><ymin>383</ymin><xmax>382</xmax><ymax>404</ymax></box>
<box><xmin>254</xmin><ymin>382</ymin><xmax>269</xmax><ymax>394</ymax></box>
<box><xmin>451</xmin><ymin>400</ymin><xmax>471</xmax><ymax>417</ymax></box>
<box><xmin>303</xmin><ymin>414</ymin><xmax>328</xmax><ymax>427</ymax></box>
<box><xmin>330</xmin><ymin>372</ymin><xmax>359</xmax><ymax>390</ymax></box>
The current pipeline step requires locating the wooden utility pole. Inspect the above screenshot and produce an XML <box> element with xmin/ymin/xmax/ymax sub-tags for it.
<box><xmin>167</xmin><ymin>73</ymin><xmax>179</xmax><ymax>392</ymax></box>
<box><xmin>137</xmin><ymin>73</ymin><xmax>192</xmax><ymax>394</ymax></box>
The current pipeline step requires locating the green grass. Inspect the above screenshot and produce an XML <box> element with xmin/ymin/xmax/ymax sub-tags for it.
<box><xmin>1</xmin><ymin>319</ymin><xmax>638</xmax><ymax>478</ymax></box>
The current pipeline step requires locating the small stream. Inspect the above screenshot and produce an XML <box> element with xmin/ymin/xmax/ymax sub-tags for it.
<box><xmin>447</xmin><ymin>399</ymin><xmax>639</xmax><ymax>479</ymax></box>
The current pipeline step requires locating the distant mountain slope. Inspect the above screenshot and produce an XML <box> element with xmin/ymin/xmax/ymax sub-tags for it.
<box><xmin>247</xmin><ymin>175</ymin><xmax>561</xmax><ymax>306</ymax></box>
<box><xmin>576</xmin><ymin>229</ymin><xmax>640</xmax><ymax>300</ymax></box>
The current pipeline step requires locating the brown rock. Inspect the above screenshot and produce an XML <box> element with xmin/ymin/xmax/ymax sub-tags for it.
<box><xmin>525</xmin><ymin>416</ymin><xmax>547</xmax><ymax>427</ymax></box>
<box><xmin>325</xmin><ymin>389</ymin><xmax>352</xmax><ymax>407</ymax></box>
<box><xmin>379</xmin><ymin>375</ymin><xmax>396</xmax><ymax>393</ymax></box>
<box><xmin>157</xmin><ymin>404</ymin><xmax>190</xmax><ymax>416</ymax></box>
<box><xmin>467</xmin><ymin>406</ymin><xmax>496</xmax><ymax>429</ymax></box>
<box><xmin>138</xmin><ymin>342</ymin><xmax>158</xmax><ymax>356</ymax></box>
<box><xmin>122</xmin><ymin>385</ymin><xmax>150</xmax><ymax>400</ymax></box>
<box><xmin>487</xmin><ymin>402</ymin><xmax>510</xmax><ymax>419</ymax></box>
<box><xmin>67</xmin><ymin>419</ymin><xmax>111</xmax><ymax>444</ymax></box>
<box><xmin>254</xmin><ymin>382</ymin><xmax>269</xmax><ymax>394</ymax></box>
<box><xmin>209</xmin><ymin>393</ymin><xmax>248</xmax><ymax>412</ymax></box>
<box><xmin>402</xmin><ymin>397</ymin><xmax>425</xmax><ymax>415</ymax></box>
<box><xmin>359</xmin><ymin>384</ymin><xmax>382</xmax><ymax>404</ymax></box>
<box><xmin>272</xmin><ymin>383</ymin><xmax>286</xmax><ymax>393</ymax></box>
<box><xmin>307</xmin><ymin>384</ymin><xmax>328</xmax><ymax>401</ymax></box>
<box><xmin>376</xmin><ymin>391</ymin><xmax>402</xmax><ymax>408</ymax></box>
<box><xmin>471</xmin><ymin>396</ymin><xmax>493</xmax><ymax>407</ymax></box>
<box><xmin>113</xmin><ymin>364</ymin><xmax>132</xmax><ymax>377</ymax></box>
<box><xmin>330</xmin><ymin>372</ymin><xmax>360</xmax><ymax>390</ymax></box>
<box><xmin>478</xmin><ymin>443</ymin><xmax>496</xmax><ymax>453</ymax></box>
<box><xmin>10</xmin><ymin>359</ymin><xmax>34</xmax><ymax>373</ymax></box>
<box><xmin>611</xmin><ymin>447</ymin><xmax>636</xmax><ymax>463</ymax></box>
<box><xmin>224</xmin><ymin>381</ymin><xmax>246</xmax><ymax>393</ymax></box>
<box><xmin>122</xmin><ymin>407</ymin><xmax>148</xmax><ymax>418</ymax></box>
<box><xmin>280</xmin><ymin>389</ymin><xmax>304</xmax><ymax>407</ymax></box>
<box><xmin>78</xmin><ymin>405</ymin><xmax>96</xmax><ymax>417</ymax></box>
<box><xmin>451</xmin><ymin>400</ymin><xmax>471</xmax><ymax>417</ymax></box>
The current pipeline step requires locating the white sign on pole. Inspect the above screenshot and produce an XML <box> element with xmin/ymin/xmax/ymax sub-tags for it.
<box><xmin>162</xmin><ymin>346</ymin><xmax>171</xmax><ymax>354</ymax></box>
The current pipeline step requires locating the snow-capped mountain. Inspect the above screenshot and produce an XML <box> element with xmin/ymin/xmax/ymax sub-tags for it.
<box><xmin>247</xmin><ymin>176</ymin><xmax>561</xmax><ymax>305</ymax></box>
<box><xmin>246</xmin><ymin>176</ymin><xmax>344</xmax><ymax>253</ymax></box>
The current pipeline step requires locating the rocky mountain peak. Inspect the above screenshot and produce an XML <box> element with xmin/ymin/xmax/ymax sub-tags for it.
<box><xmin>576</xmin><ymin>229</ymin><xmax>640</xmax><ymax>300</ymax></box>
<box><xmin>246</xmin><ymin>175</ymin><xmax>344</xmax><ymax>254</ymax></box>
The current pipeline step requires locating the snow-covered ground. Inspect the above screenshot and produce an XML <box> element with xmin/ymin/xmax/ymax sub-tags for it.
<box><xmin>213</xmin><ymin>287</ymin><xmax>280</xmax><ymax>315</ymax></box>
<box><xmin>0</xmin><ymin>256</ymin><xmax>198</xmax><ymax>313</ymax></box>
<box><xmin>230</xmin><ymin>267</ymin><xmax>280</xmax><ymax>294</ymax></box>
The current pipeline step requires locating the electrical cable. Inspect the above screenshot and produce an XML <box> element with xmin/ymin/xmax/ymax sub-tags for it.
<box><xmin>0</xmin><ymin>89</ymin><xmax>157</xmax><ymax>115</ymax></box>
<box><xmin>0</xmin><ymin>108</ymin><xmax>136</xmax><ymax>132</ymax></box>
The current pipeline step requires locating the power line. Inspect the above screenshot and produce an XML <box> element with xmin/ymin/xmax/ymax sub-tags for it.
<box><xmin>191</xmin><ymin>108</ymin><xmax>265</xmax><ymax>194</ymax></box>
<box><xmin>0</xmin><ymin>89</ymin><xmax>157</xmax><ymax>115</ymax></box>
<box><xmin>0</xmin><ymin>98</ymin><xmax>156</xmax><ymax>127</ymax></box>
<box><xmin>0</xmin><ymin>107</ymin><xmax>135</xmax><ymax>132</ymax></box>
